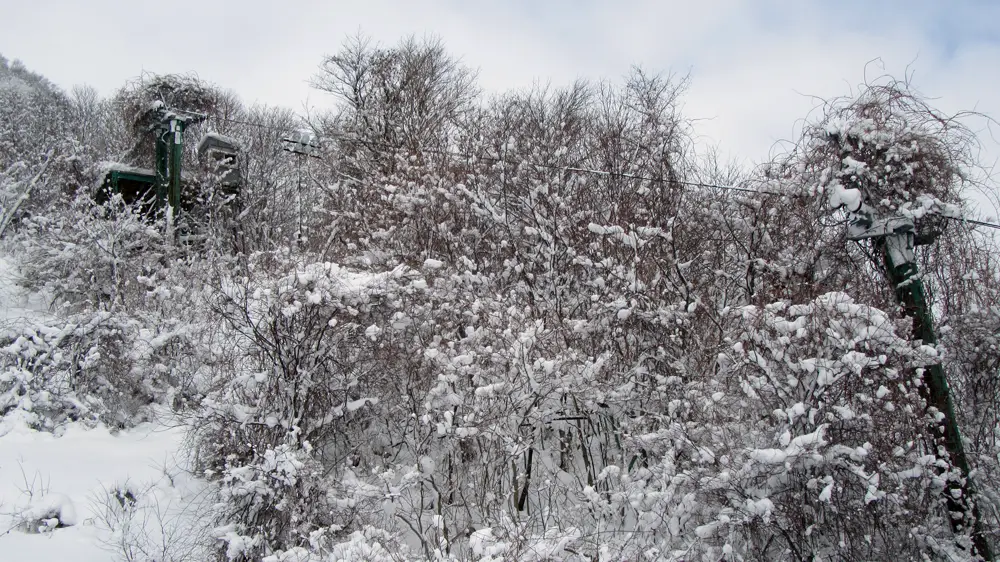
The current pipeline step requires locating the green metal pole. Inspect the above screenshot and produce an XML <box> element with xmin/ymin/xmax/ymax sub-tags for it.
<box><xmin>169</xmin><ymin>119</ymin><xmax>184</xmax><ymax>215</ymax></box>
<box><xmin>879</xmin><ymin>236</ymin><xmax>993</xmax><ymax>561</ymax></box>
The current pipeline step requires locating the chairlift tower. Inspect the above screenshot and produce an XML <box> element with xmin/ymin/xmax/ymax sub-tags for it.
<box><xmin>151</xmin><ymin>103</ymin><xmax>205</xmax><ymax>217</ymax></box>
<box><xmin>99</xmin><ymin>103</ymin><xmax>242</xmax><ymax>238</ymax></box>
<box><xmin>847</xmin><ymin>204</ymin><xmax>993</xmax><ymax>560</ymax></box>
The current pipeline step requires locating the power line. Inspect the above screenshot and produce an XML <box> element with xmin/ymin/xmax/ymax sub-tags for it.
<box><xmin>206</xmin><ymin>115</ymin><xmax>1000</xmax><ymax>230</ymax></box>
<box><xmin>208</xmin><ymin>114</ymin><xmax>776</xmax><ymax>194</ymax></box>
<box><xmin>949</xmin><ymin>216</ymin><xmax>1000</xmax><ymax>230</ymax></box>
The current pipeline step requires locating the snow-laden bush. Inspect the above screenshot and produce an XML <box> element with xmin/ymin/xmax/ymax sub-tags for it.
<box><xmin>0</xmin><ymin>312</ymin><xmax>146</xmax><ymax>430</ymax></box>
<box><xmin>260</xmin><ymin>526</ymin><xmax>400</xmax><ymax>562</ymax></box>
<box><xmin>393</xmin><ymin>290</ymin><xmax>962</xmax><ymax>561</ymax></box>
<box><xmin>0</xmin><ymin>305</ymin><xmax>208</xmax><ymax>431</ymax></box>
<box><xmin>789</xmin><ymin>79</ymin><xmax>978</xmax><ymax>235</ymax></box>
<box><xmin>662</xmin><ymin>292</ymin><xmax>962</xmax><ymax>560</ymax></box>
<box><xmin>1</xmin><ymin>190</ymin><xmax>223</xmax><ymax>430</ymax></box>
<box><xmin>7</xmin><ymin>469</ymin><xmax>78</xmax><ymax>535</ymax></box>
<box><xmin>211</xmin><ymin>445</ymin><xmax>327</xmax><ymax>561</ymax></box>
<box><xmin>95</xmin><ymin>477</ymin><xmax>215</xmax><ymax>562</ymax></box>
<box><xmin>944</xmin><ymin>302</ymin><xmax>1000</xmax><ymax>549</ymax></box>
<box><xmin>251</xmin><ymin>67</ymin><xmax>995</xmax><ymax>559</ymax></box>
<box><xmin>192</xmin><ymin>257</ymin><xmax>420</xmax><ymax>558</ymax></box>
<box><xmin>16</xmin><ymin>195</ymin><xmax>167</xmax><ymax>310</ymax></box>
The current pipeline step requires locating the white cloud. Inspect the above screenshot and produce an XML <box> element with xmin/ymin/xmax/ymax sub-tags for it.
<box><xmin>1</xmin><ymin>0</ymin><xmax>998</xmax><ymax>171</ymax></box>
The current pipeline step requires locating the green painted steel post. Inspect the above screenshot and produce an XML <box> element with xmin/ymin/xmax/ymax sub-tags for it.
<box><xmin>169</xmin><ymin>119</ymin><xmax>184</xmax><ymax>214</ymax></box>
<box><xmin>879</xmin><ymin>235</ymin><xmax>993</xmax><ymax>561</ymax></box>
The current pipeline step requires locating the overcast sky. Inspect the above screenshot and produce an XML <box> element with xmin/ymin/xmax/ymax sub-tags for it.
<box><xmin>3</xmin><ymin>0</ymin><xmax>1000</xmax><ymax>168</ymax></box>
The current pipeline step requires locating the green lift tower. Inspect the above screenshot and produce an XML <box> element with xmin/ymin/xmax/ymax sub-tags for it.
<box><xmin>100</xmin><ymin>103</ymin><xmax>206</xmax><ymax>218</ymax></box>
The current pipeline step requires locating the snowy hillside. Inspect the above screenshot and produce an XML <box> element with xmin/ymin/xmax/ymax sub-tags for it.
<box><xmin>0</xmin><ymin>256</ymin><xmax>204</xmax><ymax>562</ymax></box>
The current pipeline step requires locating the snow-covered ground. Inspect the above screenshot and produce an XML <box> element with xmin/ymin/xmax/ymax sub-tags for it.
<box><xmin>0</xmin><ymin>256</ymin><xmax>203</xmax><ymax>561</ymax></box>
<box><xmin>0</xmin><ymin>418</ymin><xmax>192</xmax><ymax>561</ymax></box>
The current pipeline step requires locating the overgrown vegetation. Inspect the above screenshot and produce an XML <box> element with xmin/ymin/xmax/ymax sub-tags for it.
<box><xmin>1</xmin><ymin>37</ymin><xmax>999</xmax><ymax>561</ymax></box>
